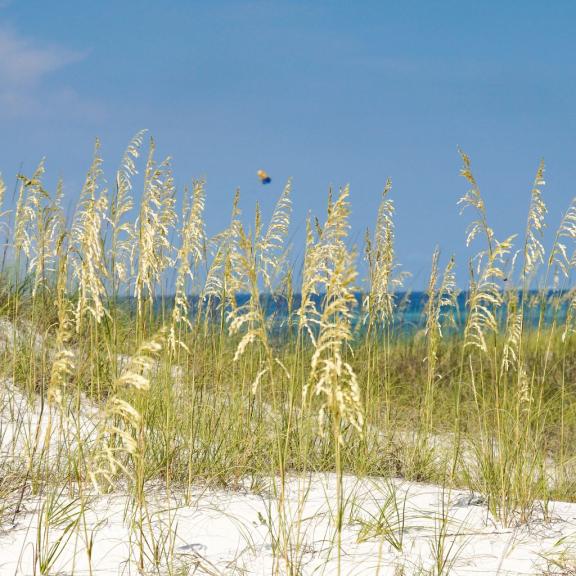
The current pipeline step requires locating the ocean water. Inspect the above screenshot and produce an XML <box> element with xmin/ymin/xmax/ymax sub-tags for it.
<box><xmin>125</xmin><ymin>290</ymin><xmax>571</xmax><ymax>339</ymax></box>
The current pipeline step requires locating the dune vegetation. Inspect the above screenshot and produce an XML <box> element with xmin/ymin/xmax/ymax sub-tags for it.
<box><xmin>1</xmin><ymin>132</ymin><xmax>576</xmax><ymax>574</ymax></box>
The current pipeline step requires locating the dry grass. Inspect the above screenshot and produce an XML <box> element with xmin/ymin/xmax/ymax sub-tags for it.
<box><xmin>1</xmin><ymin>134</ymin><xmax>576</xmax><ymax>573</ymax></box>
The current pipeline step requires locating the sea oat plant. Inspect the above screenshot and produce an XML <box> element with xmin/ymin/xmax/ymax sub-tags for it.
<box><xmin>3</xmin><ymin>134</ymin><xmax>576</xmax><ymax>574</ymax></box>
<box><xmin>299</xmin><ymin>185</ymin><xmax>364</xmax><ymax>574</ymax></box>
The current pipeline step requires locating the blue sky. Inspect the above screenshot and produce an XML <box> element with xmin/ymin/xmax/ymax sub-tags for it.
<box><xmin>1</xmin><ymin>1</ymin><xmax>575</xmax><ymax>288</ymax></box>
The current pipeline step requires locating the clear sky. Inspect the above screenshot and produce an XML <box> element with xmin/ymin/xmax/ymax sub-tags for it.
<box><xmin>1</xmin><ymin>0</ymin><xmax>575</xmax><ymax>288</ymax></box>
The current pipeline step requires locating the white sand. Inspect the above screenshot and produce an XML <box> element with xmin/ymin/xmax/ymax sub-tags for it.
<box><xmin>1</xmin><ymin>472</ymin><xmax>575</xmax><ymax>575</ymax></box>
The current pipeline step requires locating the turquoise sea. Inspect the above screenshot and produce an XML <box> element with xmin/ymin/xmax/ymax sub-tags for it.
<box><xmin>131</xmin><ymin>290</ymin><xmax>572</xmax><ymax>338</ymax></box>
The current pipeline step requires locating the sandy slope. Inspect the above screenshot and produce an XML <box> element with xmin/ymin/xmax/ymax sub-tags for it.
<box><xmin>0</xmin><ymin>471</ymin><xmax>575</xmax><ymax>575</ymax></box>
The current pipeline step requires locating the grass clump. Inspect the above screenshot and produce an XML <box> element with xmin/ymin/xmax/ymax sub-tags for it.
<box><xmin>2</xmin><ymin>134</ymin><xmax>576</xmax><ymax>573</ymax></box>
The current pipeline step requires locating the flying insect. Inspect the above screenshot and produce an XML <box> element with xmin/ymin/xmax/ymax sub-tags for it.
<box><xmin>257</xmin><ymin>169</ymin><xmax>271</xmax><ymax>184</ymax></box>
